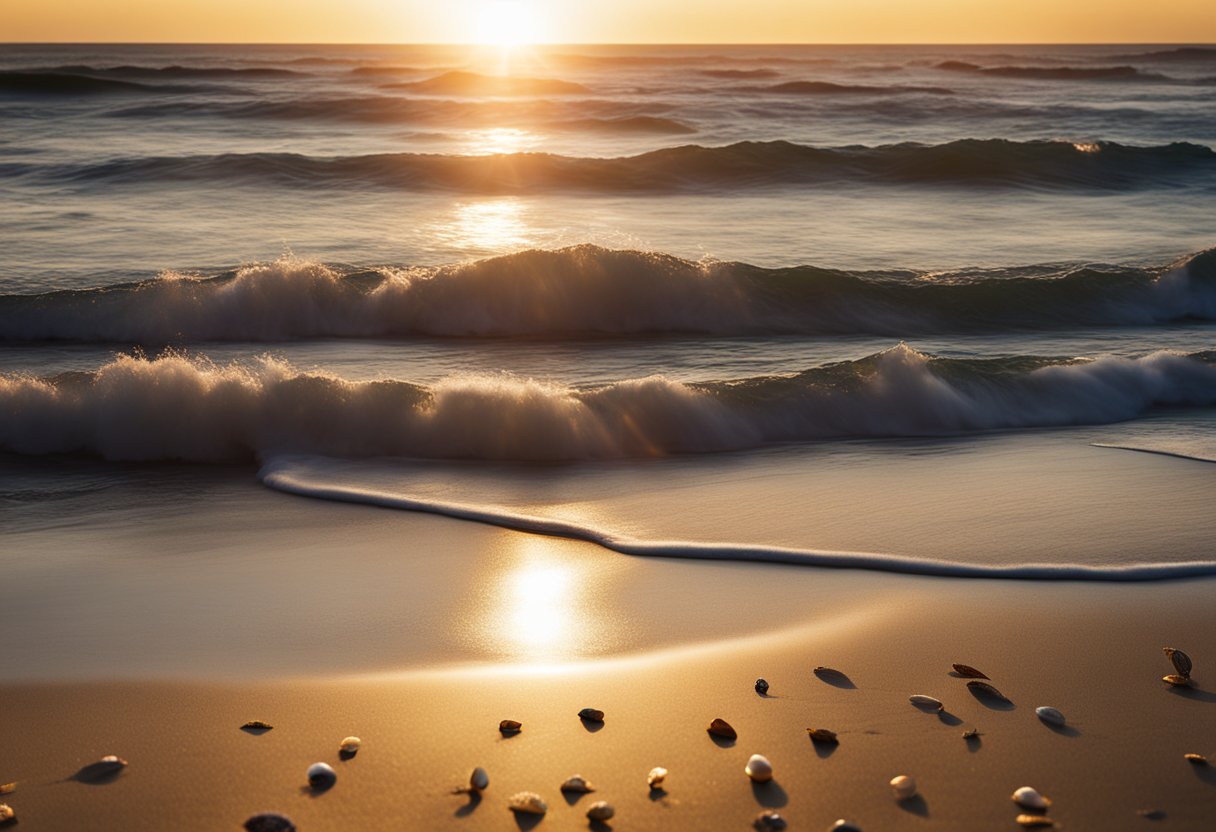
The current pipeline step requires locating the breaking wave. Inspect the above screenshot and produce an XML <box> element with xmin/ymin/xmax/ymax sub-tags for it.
<box><xmin>1</xmin><ymin>245</ymin><xmax>1214</xmax><ymax>343</ymax></box>
<box><xmin>14</xmin><ymin>138</ymin><xmax>1214</xmax><ymax>192</ymax></box>
<box><xmin>2</xmin><ymin>345</ymin><xmax>1215</xmax><ymax>462</ymax></box>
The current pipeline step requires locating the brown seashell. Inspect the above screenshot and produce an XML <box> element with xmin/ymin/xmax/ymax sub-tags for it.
<box><xmin>1163</xmin><ymin>674</ymin><xmax>1193</xmax><ymax>687</ymax></box>
<box><xmin>586</xmin><ymin>801</ymin><xmax>615</xmax><ymax>821</ymax></box>
<box><xmin>707</xmin><ymin>718</ymin><xmax>737</xmax><ymax>740</ymax></box>
<box><xmin>560</xmin><ymin>774</ymin><xmax>596</xmax><ymax>793</ymax></box>
<box><xmin>806</xmin><ymin>728</ymin><xmax>838</xmax><ymax>743</ymax></box>
<box><xmin>1184</xmin><ymin>753</ymin><xmax>1209</xmax><ymax>765</ymax></box>
<box><xmin>241</xmin><ymin>720</ymin><xmax>274</xmax><ymax>731</ymax></box>
<box><xmin>0</xmin><ymin>804</ymin><xmax>13</xmax><ymax>825</ymax></box>
<box><xmin>951</xmin><ymin>663</ymin><xmax>989</xmax><ymax>679</ymax></box>
<box><xmin>962</xmin><ymin>728</ymin><xmax>981</xmax><ymax>739</ymax></box>
<box><xmin>578</xmin><ymin>708</ymin><xmax>604</xmax><ymax>723</ymax></box>
<box><xmin>1016</xmin><ymin>815</ymin><xmax>1056</xmax><ymax>828</ymax></box>
<box><xmin>243</xmin><ymin>814</ymin><xmax>296</xmax><ymax>832</ymax></box>
<box><xmin>0</xmin><ymin>784</ymin><xmax>12</xmax><ymax>795</ymax></box>
<box><xmin>966</xmin><ymin>680</ymin><xmax>1010</xmax><ymax>701</ymax></box>
<box><xmin>74</xmin><ymin>755</ymin><xmax>128</xmax><ymax>782</ymax></box>
<box><xmin>1164</xmin><ymin>647</ymin><xmax>1193</xmax><ymax>678</ymax></box>
<box><xmin>499</xmin><ymin>719</ymin><xmax>522</xmax><ymax>734</ymax></box>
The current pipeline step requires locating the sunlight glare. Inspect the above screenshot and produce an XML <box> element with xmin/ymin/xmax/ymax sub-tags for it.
<box><xmin>471</xmin><ymin>0</ymin><xmax>548</xmax><ymax>47</ymax></box>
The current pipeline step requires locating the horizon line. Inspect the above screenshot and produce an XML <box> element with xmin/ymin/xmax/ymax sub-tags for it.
<box><xmin>2</xmin><ymin>40</ymin><xmax>1214</xmax><ymax>47</ymax></box>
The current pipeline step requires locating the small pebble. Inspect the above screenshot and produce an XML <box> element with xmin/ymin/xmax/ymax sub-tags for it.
<box><xmin>339</xmin><ymin>736</ymin><xmax>361</xmax><ymax>756</ymax></box>
<box><xmin>243</xmin><ymin>813</ymin><xmax>296</xmax><ymax>832</ymax></box>
<box><xmin>578</xmin><ymin>708</ymin><xmax>605</xmax><ymax>723</ymax></box>
<box><xmin>469</xmin><ymin>767</ymin><xmax>490</xmax><ymax>791</ymax></box>
<box><xmin>707</xmin><ymin>718</ymin><xmax>737</xmax><ymax>740</ymax></box>
<box><xmin>755</xmin><ymin>678</ymin><xmax>770</xmax><ymax>695</ymax></box>
<box><xmin>75</xmin><ymin>755</ymin><xmax>128</xmax><ymax>782</ymax></box>
<box><xmin>499</xmin><ymin>719</ymin><xmax>522</xmax><ymax>734</ymax></box>
<box><xmin>745</xmin><ymin>754</ymin><xmax>773</xmax><ymax>783</ymax></box>
<box><xmin>586</xmin><ymin>801</ymin><xmax>615</xmax><ymax>821</ymax></box>
<box><xmin>647</xmin><ymin>766</ymin><xmax>668</xmax><ymax>789</ymax></box>
<box><xmin>306</xmin><ymin>762</ymin><xmax>336</xmax><ymax>790</ymax></box>
<box><xmin>1184</xmin><ymin>753</ymin><xmax>1209</xmax><ymax>765</ymax></box>
<box><xmin>1012</xmin><ymin>786</ymin><xmax>1051</xmax><ymax>810</ymax></box>
<box><xmin>1035</xmin><ymin>707</ymin><xmax>1066</xmax><ymax>727</ymax></box>
<box><xmin>830</xmin><ymin>821</ymin><xmax>862</xmax><ymax>832</ymax></box>
<box><xmin>889</xmin><ymin>774</ymin><xmax>917</xmax><ymax>800</ymax></box>
<box><xmin>0</xmin><ymin>804</ymin><xmax>14</xmax><ymax>825</ymax></box>
<box><xmin>753</xmin><ymin>810</ymin><xmax>787</xmax><ymax>830</ymax></box>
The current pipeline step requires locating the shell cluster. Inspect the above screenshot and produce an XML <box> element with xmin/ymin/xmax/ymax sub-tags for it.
<box><xmin>1163</xmin><ymin>647</ymin><xmax>1195</xmax><ymax>686</ymax></box>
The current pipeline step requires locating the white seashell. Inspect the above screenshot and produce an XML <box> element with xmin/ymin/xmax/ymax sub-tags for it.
<box><xmin>909</xmin><ymin>695</ymin><xmax>943</xmax><ymax>712</ymax></box>
<box><xmin>745</xmin><ymin>754</ymin><xmax>773</xmax><ymax>782</ymax></box>
<box><xmin>0</xmin><ymin>804</ymin><xmax>13</xmax><ymax>824</ymax></box>
<box><xmin>508</xmin><ymin>792</ymin><xmax>547</xmax><ymax>815</ymax></box>
<box><xmin>1016</xmin><ymin>815</ymin><xmax>1056</xmax><ymax>828</ymax></box>
<box><xmin>753</xmin><ymin>810</ymin><xmax>787</xmax><ymax>830</ymax></box>
<box><xmin>339</xmin><ymin>736</ymin><xmax>361</xmax><ymax>755</ymax></box>
<box><xmin>306</xmin><ymin>762</ymin><xmax>336</xmax><ymax>789</ymax></box>
<box><xmin>560</xmin><ymin>774</ymin><xmax>595</xmax><ymax>793</ymax></box>
<box><xmin>470</xmin><ymin>767</ymin><xmax>490</xmax><ymax>791</ymax></box>
<box><xmin>1012</xmin><ymin>786</ymin><xmax>1052</xmax><ymax>810</ymax></box>
<box><xmin>586</xmin><ymin>801</ymin><xmax>615</xmax><ymax>821</ymax></box>
<box><xmin>890</xmin><ymin>774</ymin><xmax>917</xmax><ymax>800</ymax></box>
<box><xmin>647</xmin><ymin>766</ymin><xmax>668</xmax><ymax>788</ymax></box>
<box><xmin>1035</xmin><ymin>707</ymin><xmax>1066</xmax><ymax>727</ymax></box>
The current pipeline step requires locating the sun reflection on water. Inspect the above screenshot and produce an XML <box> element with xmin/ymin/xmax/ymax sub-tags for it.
<box><xmin>450</xmin><ymin>197</ymin><xmax>533</xmax><ymax>250</ymax></box>
<box><xmin>465</xmin><ymin>127</ymin><xmax>540</xmax><ymax>155</ymax></box>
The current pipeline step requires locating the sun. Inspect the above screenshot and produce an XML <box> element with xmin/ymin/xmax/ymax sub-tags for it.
<box><xmin>470</xmin><ymin>0</ymin><xmax>548</xmax><ymax>47</ymax></box>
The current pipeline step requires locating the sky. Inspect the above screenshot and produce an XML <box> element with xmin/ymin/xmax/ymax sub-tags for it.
<box><xmin>4</xmin><ymin>0</ymin><xmax>1215</xmax><ymax>44</ymax></box>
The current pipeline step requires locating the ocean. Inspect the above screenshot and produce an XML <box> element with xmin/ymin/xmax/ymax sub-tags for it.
<box><xmin>3</xmin><ymin>43</ymin><xmax>1216</xmax><ymax>673</ymax></box>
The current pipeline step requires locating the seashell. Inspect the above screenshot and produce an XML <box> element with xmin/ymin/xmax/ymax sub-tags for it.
<box><xmin>1035</xmin><ymin>707</ymin><xmax>1066</xmax><ymax>727</ymax></box>
<box><xmin>306</xmin><ymin>762</ymin><xmax>336</xmax><ymax>790</ymax></box>
<box><xmin>243</xmin><ymin>813</ymin><xmax>297</xmax><ymax>832</ymax></box>
<box><xmin>75</xmin><ymin>755</ymin><xmax>128</xmax><ymax>782</ymax></box>
<box><xmin>0</xmin><ymin>805</ymin><xmax>13</xmax><ymax>825</ymax></box>
<box><xmin>578</xmin><ymin>708</ymin><xmax>605</xmax><ymax>723</ymax></box>
<box><xmin>1164</xmin><ymin>647</ymin><xmax>1193</xmax><ymax>678</ymax></box>
<box><xmin>560</xmin><ymin>774</ymin><xmax>596</xmax><ymax>793</ymax></box>
<box><xmin>470</xmin><ymin>767</ymin><xmax>490</xmax><ymax>791</ymax></box>
<box><xmin>0</xmin><ymin>784</ymin><xmax>12</xmax><ymax>795</ymax></box>
<box><xmin>586</xmin><ymin>801</ymin><xmax>615</xmax><ymax>821</ymax></box>
<box><xmin>814</xmin><ymin>665</ymin><xmax>846</xmax><ymax>676</ymax></box>
<box><xmin>241</xmin><ymin>720</ymin><xmax>273</xmax><ymax>731</ymax></box>
<box><xmin>339</xmin><ymin>736</ymin><xmax>361</xmax><ymax>756</ymax></box>
<box><xmin>807</xmin><ymin>728</ymin><xmax>838</xmax><ymax>743</ymax></box>
<box><xmin>951</xmin><ymin>663</ymin><xmax>989</xmax><ymax>679</ymax></box>
<box><xmin>830</xmin><ymin>821</ymin><xmax>862</xmax><ymax>832</ymax></box>
<box><xmin>966</xmin><ymin>680</ymin><xmax>1009</xmax><ymax>701</ymax></box>
<box><xmin>962</xmin><ymin>728</ymin><xmax>981</xmax><ymax>739</ymax></box>
<box><xmin>755</xmin><ymin>678</ymin><xmax>770</xmax><ymax>695</ymax></box>
<box><xmin>707</xmin><ymin>718</ymin><xmax>737</xmax><ymax>740</ymax></box>
<box><xmin>1184</xmin><ymin>753</ymin><xmax>1208</xmax><ymax>765</ymax></box>
<box><xmin>909</xmin><ymin>694</ymin><xmax>943</xmax><ymax>712</ymax></box>
<box><xmin>1012</xmin><ymin>786</ymin><xmax>1052</xmax><ymax>810</ymax></box>
<box><xmin>508</xmin><ymin>792</ymin><xmax>547</xmax><ymax>815</ymax></box>
<box><xmin>1163</xmin><ymin>674</ymin><xmax>1193</xmax><ymax>687</ymax></box>
<box><xmin>745</xmin><ymin>754</ymin><xmax>773</xmax><ymax>783</ymax></box>
<box><xmin>753</xmin><ymin>810</ymin><xmax>787</xmax><ymax>830</ymax></box>
<box><xmin>647</xmin><ymin>766</ymin><xmax>668</xmax><ymax>788</ymax></box>
<box><xmin>889</xmin><ymin>774</ymin><xmax>917</xmax><ymax>800</ymax></box>
<box><xmin>1016</xmin><ymin>815</ymin><xmax>1056</xmax><ymax>828</ymax></box>
<box><xmin>499</xmin><ymin>719</ymin><xmax>522</xmax><ymax>734</ymax></box>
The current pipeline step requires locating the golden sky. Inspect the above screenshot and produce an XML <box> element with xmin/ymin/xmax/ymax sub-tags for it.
<box><xmin>5</xmin><ymin>0</ymin><xmax>1215</xmax><ymax>43</ymax></box>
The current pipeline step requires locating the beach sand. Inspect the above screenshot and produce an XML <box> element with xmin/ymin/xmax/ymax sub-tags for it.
<box><xmin>3</xmin><ymin>463</ymin><xmax>1216</xmax><ymax>830</ymax></box>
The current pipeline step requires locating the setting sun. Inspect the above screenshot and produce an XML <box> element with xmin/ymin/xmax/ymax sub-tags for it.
<box><xmin>470</xmin><ymin>0</ymin><xmax>549</xmax><ymax>46</ymax></box>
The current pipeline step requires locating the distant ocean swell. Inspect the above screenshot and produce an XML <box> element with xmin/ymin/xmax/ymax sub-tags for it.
<box><xmin>10</xmin><ymin>139</ymin><xmax>1213</xmax><ymax>192</ymax></box>
<box><xmin>2</xmin><ymin>246</ymin><xmax>1213</xmax><ymax>343</ymax></box>
<box><xmin>258</xmin><ymin>460</ymin><xmax>1216</xmax><ymax>582</ymax></box>
<box><xmin>2</xmin><ymin>345</ymin><xmax>1215</xmax><ymax>462</ymax></box>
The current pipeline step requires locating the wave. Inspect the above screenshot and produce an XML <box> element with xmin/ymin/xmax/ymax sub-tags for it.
<box><xmin>699</xmin><ymin>68</ymin><xmax>781</xmax><ymax>79</ymax></box>
<box><xmin>935</xmin><ymin>61</ymin><xmax>1177</xmax><ymax>82</ymax></box>
<box><xmin>3</xmin><ymin>346</ymin><xmax>1215</xmax><ymax>463</ymax></box>
<box><xmin>18</xmin><ymin>139</ymin><xmax>1215</xmax><ymax>192</ymax></box>
<box><xmin>2</xmin><ymin>246</ymin><xmax>1214</xmax><ymax>343</ymax></box>
<box><xmin>1110</xmin><ymin>47</ymin><xmax>1216</xmax><ymax>63</ymax></box>
<box><xmin>550</xmin><ymin>116</ymin><xmax>697</xmax><ymax>134</ymax></box>
<box><xmin>384</xmin><ymin>70</ymin><xmax>589</xmax><ymax>96</ymax></box>
<box><xmin>41</xmin><ymin>63</ymin><xmax>304</xmax><ymax>79</ymax></box>
<box><xmin>0</xmin><ymin>71</ymin><xmax>171</xmax><ymax>96</ymax></box>
<box><xmin>762</xmin><ymin>80</ymin><xmax>954</xmax><ymax>95</ymax></box>
<box><xmin>259</xmin><ymin>460</ymin><xmax>1216</xmax><ymax>582</ymax></box>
